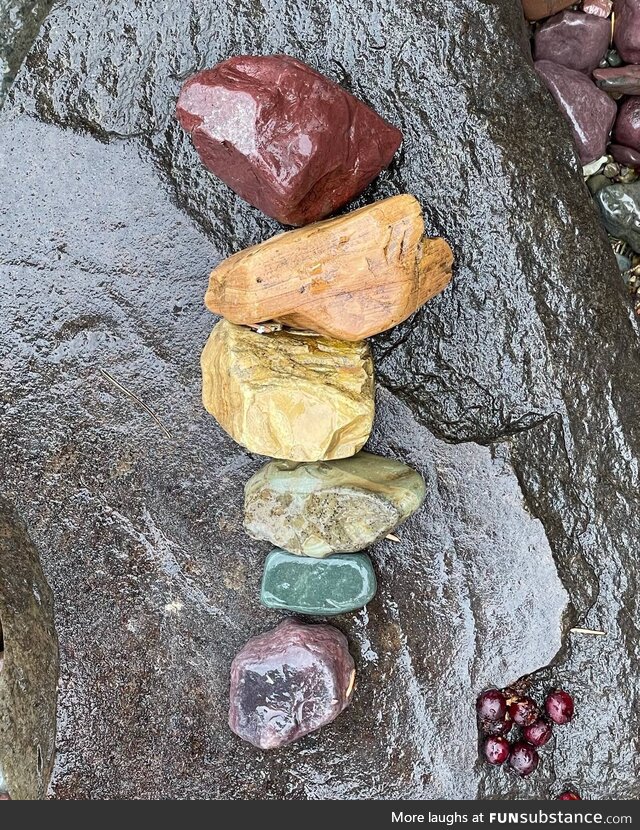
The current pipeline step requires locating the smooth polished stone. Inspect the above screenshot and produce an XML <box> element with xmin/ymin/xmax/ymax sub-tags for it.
<box><xmin>610</xmin><ymin>143</ymin><xmax>640</xmax><ymax>167</ymax></box>
<box><xmin>205</xmin><ymin>195</ymin><xmax>453</xmax><ymax>341</ymax></box>
<box><xmin>244</xmin><ymin>451</ymin><xmax>426</xmax><ymax>557</ymax></box>
<box><xmin>535</xmin><ymin>11</ymin><xmax>611</xmax><ymax>74</ymax></box>
<box><xmin>176</xmin><ymin>55</ymin><xmax>402</xmax><ymax>226</ymax></box>
<box><xmin>521</xmin><ymin>0</ymin><xmax>575</xmax><ymax>21</ymax></box>
<box><xmin>596</xmin><ymin>180</ymin><xmax>640</xmax><ymax>251</ymax></box>
<box><xmin>593</xmin><ymin>65</ymin><xmax>640</xmax><ymax>95</ymax></box>
<box><xmin>201</xmin><ymin>320</ymin><xmax>374</xmax><ymax>462</ymax></box>
<box><xmin>228</xmin><ymin>618</ymin><xmax>355</xmax><ymax>749</ymax></box>
<box><xmin>613</xmin><ymin>0</ymin><xmax>640</xmax><ymax>64</ymax></box>
<box><xmin>261</xmin><ymin>549</ymin><xmax>377</xmax><ymax>615</ymax></box>
<box><xmin>535</xmin><ymin>60</ymin><xmax>617</xmax><ymax>163</ymax></box>
<box><xmin>614</xmin><ymin>97</ymin><xmax>640</xmax><ymax>153</ymax></box>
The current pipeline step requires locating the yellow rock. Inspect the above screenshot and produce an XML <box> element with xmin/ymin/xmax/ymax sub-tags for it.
<box><xmin>205</xmin><ymin>194</ymin><xmax>453</xmax><ymax>341</ymax></box>
<box><xmin>201</xmin><ymin>321</ymin><xmax>375</xmax><ymax>461</ymax></box>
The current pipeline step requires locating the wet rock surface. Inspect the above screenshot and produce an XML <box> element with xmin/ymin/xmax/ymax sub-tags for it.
<box><xmin>534</xmin><ymin>11</ymin><xmax>610</xmax><ymax>74</ymax></box>
<box><xmin>535</xmin><ymin>59</ymin><xmax>617</xmax><ymax>164</ymax></box>
<box><xmin>228</xmin><ymin>618</ymin><xmax>355</xmax><ymax>749</ymax></box>
<box><xmin>176</xmin><ymin>55</ymin><xmax>402</xmax><ymax>227</ymax></box>
<box><xmin>0</xmin><ymin>0</ymin><xmax>53</xmax><ymax>104</ymax></box>
<box><xmin>0</xmin><ymin>502</ymin><xmax>58</xmax><ymax>800</ymax></box>
<box><xmin>1</xmin><ymin>0</ymin><xmax>640</xmax><ymax>800</ymax></box>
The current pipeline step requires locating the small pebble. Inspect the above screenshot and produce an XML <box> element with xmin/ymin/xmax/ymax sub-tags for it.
<box><xmin>604</xmin><ymin>162</ymin><xmax>620</xmax><ymax>178</ymax></box>
<box><xmin>606</xmin><ymin>49</ymin><xmax>624</xmax><ymax>67</ymax></box>
<box><xmin>587</xmin><ymin>173</ymin><xmax>611</xmax><ymax>194</ymax></box>
<box><xmin>582</xmin><ymin>154</ymin><xmax>608</xmax><ymax>177</ymax></box>
<box><xmin>615</xmin><ymin>252</ymin><xmax>632</xmax><ymax>272</ymax></box>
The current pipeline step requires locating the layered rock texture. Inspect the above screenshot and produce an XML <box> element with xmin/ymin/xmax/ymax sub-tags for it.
<box><xmin>176</xmin><ymin>55</ymin><xmax>402</xmax><ymax>226</ymax></box>
<box><xmin>244</xmin><ymin>453</ymin><xmax>425</xmax><ymax>557</ymax></box>
<box><xmin>1</xmin><ymin>0</ymin><xmax>640</xmax><ymax>801</ymax></box>
<box><xmin>205</xmin><ymin>195</ymin><xmax>453</xmax><ymax>341</ymax></box>
<box><xmin>201</xmin><ymin>321</ymin><xmax>375</xmax><ymax>461</ymax></box>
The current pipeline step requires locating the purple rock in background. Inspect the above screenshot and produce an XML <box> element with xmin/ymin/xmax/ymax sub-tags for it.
<box><xmin>593</xmin><ymin>65</ymin><xmax>640</xmax><ymax>96</ymax></box>
<box><xmin>614</xmin><ymin>0</ymin><xmax>640</xmax><ymax>64</ymax></box>
<box><xmin>535</xmin><ymin>11</ymin><xmax>611</xmax><ymax>74</ymax></box>
<box><xmin>610</xmin><ymin>143</ymin><xmax>640</xmax><ymax>167</ymax></box>
<box><xmin>228</xmin><ymin>618</ymin><xmax>355</xmax><ymax>749</ymax></box>
<box><xmin>535</xmin><ymin>60</ymin><xmax>617</xmax><ymax>164</ymax></box>
<box><xmin>614</xmin><ymin>97</ymin><xmax>640</xmax><ymax>152</ymax></box>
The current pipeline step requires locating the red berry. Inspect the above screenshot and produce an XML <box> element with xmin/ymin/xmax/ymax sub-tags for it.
<box><xmin>509</xmin><ymin>741</ymin><xmax>539</xmax><ymax>776</ymax></box>
<box><xmin>483</xmin><ymin>736</ymin><xmax>510</xmax><ymax>766</ymax></box>
<box><xmin>545</xmin><ymin>690</ymin><xmax>574</xmax><ymax>725</ymax></box>
<box><xmin>481</xmin><ymin>715</ymin><xmax>513</xmax><ymax>737</ymax></box>
<box><xmin>477</xmin><ymin>689</ymin><xmax>507</xmax><ymax>721</ymax></box>
<box><xmin>523</xmin><ymin>719</ymin><xmax>553</xmax><ymax>747</ymax></box>
<box><xmin>509</xmin><ymin>696</ymin><xmax>539</xmax><ymax>726</ymax></box>
<box><xmin>558</xmin><ymin>791</ymin><xmax>581</xmax><ymax>800</ymax></box>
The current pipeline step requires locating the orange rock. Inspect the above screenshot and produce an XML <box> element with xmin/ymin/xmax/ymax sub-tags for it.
<box><xmin>521</xmin><ymin>0</ymin><xmax>575</xmax><ymax>20</ymax></box>
<box><xmin>205</xmin><ymin>194</ymin><xmax>453</xmax><ymax>342</ymax></box>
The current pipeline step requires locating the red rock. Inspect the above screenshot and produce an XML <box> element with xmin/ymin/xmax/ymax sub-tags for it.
<box><xmin>614</xmin><ymin>0</ymin><xmax>640</xmax><ymax>64</ymax></box>
<box><xmin>522</xmin><ymin>0</ymin><xmax>575</xmax><ymax>21</ymax></box>
<box><xmin>176</xmin><ymin>55</ymin><xmax>402</xmax><ymax>226</ymax></box>
<box><xmin>583</xmin><ymin>0</ymin><xmax>613</xmax><ymax>16</ymax></box>
<box><xmin>0</xmin><ymin>794</ymin><xmax>10</xmax><ymax>800</ymax></box>
<box><xmin>610</xmin><ymin>143</ymin><xmax>640</xmax><ymax>167</ymax></box>
<box><xmin>614</xmin><ymin>97</ymin><xmax>640</xmax><ymax>152</ymax></box>
<box><xmin>535</xmin><ymin>60</ymin><xmax>617</xmax><ymax>163</ymax></box>
<box><xmin>228</xmin><ymin>618</ymin><xmax>355</xmax><ymax>749</ymax></box>
<box><xmin>593</xmin><ymin>65</ymin><xmax>640</xmax><ymax>96</ymax></box>
<box><xmin>535</xmin><ymin>11</ymin><xmax>611</xmax><ymax>74</ymax></box>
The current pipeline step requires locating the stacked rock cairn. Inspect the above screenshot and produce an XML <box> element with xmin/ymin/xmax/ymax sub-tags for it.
<box><xmin>177</xmin><ymin>55</ymin><xmax>454</xmax><ymax>750</ymax></box>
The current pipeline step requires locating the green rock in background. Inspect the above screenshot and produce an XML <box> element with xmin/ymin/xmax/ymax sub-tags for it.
<box><xmin>261</xmin><ymin>549</ymin><xmax>377</xmax><ymax>615</ymax></box>
<box><xmin>244</xmin><ymin>451</ymin><xmax>426</xmax><ymax>557</ymax></box>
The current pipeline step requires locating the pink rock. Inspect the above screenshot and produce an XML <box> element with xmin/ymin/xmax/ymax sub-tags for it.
<box><xmin>535</xmin><ymin>60</ymin><xmax>617</xmax><ymax>163</ymax></box>
<box><xmin>614</xmin><ymin>0</ymin><xmax>640</xmax><ymax>63</ymax></box>
<box><xmin>535</xmin><ymin>11</ymin><xmax>611</xmax><ymax>73</ymax></box>
<box><xmin>614</xmin><ymin>97</ymin><xmax>640</xmax><ymax>152</ymax></box>
<box><xmin>583</xmin><ymin>0</ymin><xmax>613</xmax><ymax>16</ymax></box>
<box><xmin>593</xmin><ymin>65</ymin><xmax>640</xmax><ymax>95</ymax></box>
<box><xmin>176</xmin><ymin>55</ymin><xmax>402</xmax><ymax>227</ymax></box>
<box><xmin>228</xmin><ymin>618</ymin><xmax>355</xmax><ymax>749</ymax></box>
<box><xmin>610</xmin><ymin>143</ymin><xmax>640</xmax><ymax>167</ymax></box>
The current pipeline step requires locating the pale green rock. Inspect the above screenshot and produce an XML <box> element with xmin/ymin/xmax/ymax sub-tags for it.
<box><xmin>244</xmin><ymin>451</ymin><xmax>426</xmax><ymax>557</ymax></box>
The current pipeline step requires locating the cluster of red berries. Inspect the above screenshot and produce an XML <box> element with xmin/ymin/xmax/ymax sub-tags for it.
<box><xmin>477</xmin><ymin>686</ymin><xmax>576</xmax><ymax>786</ymax></box>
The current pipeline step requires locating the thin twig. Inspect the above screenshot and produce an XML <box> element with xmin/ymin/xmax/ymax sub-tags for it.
<box><xmin>570</xmin><ymin>627</ymin><xmax>607</xmax><ymax>637</ymax></box>
<box><xmin>99</xmin><ymin>368</ymin><xmax>172</xmax><ymax>439</ymax></box>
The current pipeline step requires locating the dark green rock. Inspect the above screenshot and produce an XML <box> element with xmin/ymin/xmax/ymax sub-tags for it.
<box><xmin>261</xmin><ymin>549</ymin><xmax>377</xmax><ymax>616</ymax></box>
<box><xmin>596</xmin><ymin>181</ymin><xmax>640</xmax><ymax>252</ymax></box>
